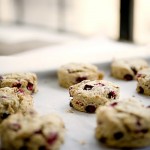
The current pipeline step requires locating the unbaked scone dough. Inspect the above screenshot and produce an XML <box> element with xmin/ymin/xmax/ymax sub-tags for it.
<box><xmin>0</xmin><ymin>112</ymin><xmax>65</xmax><ymax>150</ymax></box>
<box><xmin>57</xmin><ymin>63</ymin><xmax>104</xmax><ymax>88</ymax></box>
<box><xmin>136</xmin><ymin>68</ymin><xmax>150</xmax><ymax>96</ymax></box>
<box><xmin>69</xmin><ymin>80</ymin><xmax>119</xmax><ymax>113</ymax></box>
<box><xmin>95</xmin><ymin>98</ymin><xmax>150</xmax><ymax>148</ymax></box>
<box><xmin>0</xmin><ymin>87</ymin><xmax>33</xmax><ymax>122</ymax></box>
<box><xmin>111</xmin><ymin>58</ymin><xmax>148</xmax><ymax>81</ymax></box>
<box><xmin>0</xmin><ymin>72</ymin><xmax>38</xmax><ymax>94</ymax></box>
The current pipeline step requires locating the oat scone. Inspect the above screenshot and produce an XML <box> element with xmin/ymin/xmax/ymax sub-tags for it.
<box><xmin>69</xmin><ymin>80</ymin><xmax>119</xmax><ymax>113</ymax></box>
<box><xmin>95</xmin><ymin>98</ymin><xmax>150</xmax><ymax>148</ymax></box>
<box><xmin>57</xmin><ymin>63</ymin><xmax>104</xmax><ymax>88</ymax></box>
<box><xmin>111</xmin><ymin>58</ymin><xmax>148</xmax><ymax>81</ymax></box>
<box><xmin>136</xmin><ymin>68</ymin><xmax>150</xmax><ymax>96</ymax></box>
<box><xmin>0</xmin><ymin>87</ymin><xmax>33</xmax><ymax>122</ymax></box>
<box><xmin>0</xmin><ymin>112</ymin><xmax>65</xmax><ymax>150</ymax></box>
<box><xmin>0</xmin><ymin>72</ymin><xmax>38</xmax><ymax>94</ymax></box>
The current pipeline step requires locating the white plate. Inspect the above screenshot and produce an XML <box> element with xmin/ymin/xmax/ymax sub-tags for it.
<box><xmin>33</xmin><ymin>58</ymin><xmax>150</xmax><ymax>150</ymax></box>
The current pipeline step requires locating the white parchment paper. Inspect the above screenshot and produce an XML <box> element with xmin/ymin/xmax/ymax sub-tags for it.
<box><xmin>34</xmin><ymin>60</ymin><xmax>150</xmax><ymax>150</ymax></box>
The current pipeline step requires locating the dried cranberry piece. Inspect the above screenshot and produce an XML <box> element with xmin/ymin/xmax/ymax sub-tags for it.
<box><xmin>131</xmin><ymin>67</ymin><xmax>137</xmax><ymax>75</ymax></box>
<box><xmin>83</xmin><ymin>85</ymin><xmax>94</xmax><ymax>90</ymax></box>
<box><xmin>1</xmin><ymin>96</ymin><xmax>7</xmax><ymax>98</ymax></box>
<box><xmin>94</xmin><ymin>83</ymin><xmax>105</xmax><ymax>86</ymax></box>
<box><xmin>138</xmin><ymin>86</ymin><xmax>144</xmax><ymax>94</ymax></box>
<box><xmin>136</xmin><ymin>74</ymin><xmax>142</xmax><ymax>78</ymax></box>
<box><xmin>27</xmin><ymin>82</ymin><xmax>33</xmax><ymax>91</ymax></box>
<box><xmin>34</xmin><ymin>129</ymin><xmax>42</xmax><ymax>134</ymax></box>
<box><xmin>110</xmin><ymin>102</ymin><xmax>118</xmax><ymax>107</ymax></box>
<box><xmin>69</xmin><ymin>86</ymin><xmax>73</xmax><ymax>90</ymax></box>
<box><xmin>85</xmin><ymin>105</ymin><xmax>96</xmax><ymax>113</ymax></box>
<box><xmin>99</xmin><ymin>137</ymin><xmax>107</xmax><ymax>143</ymax></box>
<box><xmin>69</xmin><ymin>102</ymin><xmax>73</xmax><ymax>107</ymax></box>
<box><xmin>113</xmin><ymin>132</ymin><xmax>124</xmax><ymax>140</ymax></box>
<box><xmin>134</xmin><ymin>120</ymin><xmax>149</xmax><ymax>134</ymax></box>
<box><xmin>13</xmin><ymin>83</ymin><xmax>21</xmax><ymax>88</ymax></box>
<box><xmin>124</xmin><ymin>74</ymin><xmax>133</xmax><ymax>81</ymax></box>
<box><xmin>9</xmin><ymin>123</ymin><xmax>21</xmax><ymax>131</ymax></box>
<box><xmin>18</xmin><ymin>89</ymin><xmax>24</xmax><ymax>93</ymax></box>
<box><xmin>76</xmin><ymin>76</ymin><xmax>87</xmax><ymax>83</ymax></box>
<box><xmin>135</xmin><ymin>128</ymin><xmax>149</xmax><ymax>134</ymax></box>
<box><xmin>108</xmin><ymin>91</ymin><xmax>116</xmax><ymax>99</ymax></box>
<box><xmin>1</xmin><ymin>113</ymin><xmax>10</xmax><ymax>119</ymax></box>
<box><xmin>47</xmin><ymin>132</ymin><xmax>58</xmax><ymax>145</ymax></box>
<box><xmin>141</xmin><ymin>129</ymin><xmax>149</xmax><ymax>133</ymax></box>
<box><xmin>75</xmin><ymin>101</ymin><xmax>84</xmax><ymax>106</ymax></box>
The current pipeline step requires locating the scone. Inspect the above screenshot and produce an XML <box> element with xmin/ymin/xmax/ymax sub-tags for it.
<box><xmin>57</xmin><ymin>63</ymin><xmax>104</xmax><ymax>88</ymax></box>
<box><xmin>0</xmin><ymin>87</ymin><xmax>33</xmax><ymax>122</ymax></box>
<box><xmin>95</xmin><ymin>98</ymin><xmax>150</xmax><ymax>148</ymax></box>
<box><xmin>111</xmin><ymin>58</ymin><xmax>148</xmax><ymax>81</ymax></box>
<box><xmin>69</xmin><ymin>80</ymin><xmax>119</xmax><ymax>113</ymax></box>
<box><xmin>0</xmin><ymin>72</ymin><xmax>38</xmax><ymax>94</ymax></box>
<box><xmin>0</xmin><ymin>112</ymin><xmax>65</xmax><ymax>150</ymax></box>
<box><xmin>136</xmin><ymin>68</ymin><xmax>150</xmax><ymax>96</ymax></box>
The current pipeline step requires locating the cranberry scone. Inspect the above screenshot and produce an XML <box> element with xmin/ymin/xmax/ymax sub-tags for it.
<box><xmin>0</xmin><ymin>87</ymin><xmax>33</xmax><ymax>122</ymax></box>
<box><xmin>136</xmin><ymin>68</ymin><xmax>150</xmax><ymax>96</ymax></box>
<box><xmin>0</xmin><ymin>72</ymin><xmax>38</xmax><ymax>94</ymax></box>
<box><xmin>69</xmin><ymin>80</ymin><xmax>119</xmax><ymax>113</ymax></box>
<box><xmin>95</xmin><ymin>98</ymin><xmax>150</xmax><ymax>148</ymax></box>
<box><xmin>0</xmin><ymin>112</ymin><xmax>65</xmax><ymax>150</ymax></box>
<box><xmin>57</xmin><ymin>63</ymin><xmax>104</xmax><ymax>88</ymax></box>
<box><xmin>111</xmin><ymin>58</ymin><xmax>148</xmax><ymax>81</ymax></box>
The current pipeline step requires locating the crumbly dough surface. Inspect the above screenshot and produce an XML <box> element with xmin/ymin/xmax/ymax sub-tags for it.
<box><xmin>95</xmin><ymin>98</ymin><xmax>150</xmax><ymax>148</ymax></box>
<box><xmin>136</xmin><ymin>68</ymin><xmax>150</xmax><ymax>96</ymax></box>
<box><xmin>0</xmin><ymin>72</ymin><xmax>38</xmax><ymax>94</ymax></box>
<box><xmin>111</xmin><ymin>58</ymin><xmax>148</xmax><ymax>80</ymax></box>
<box><xmin>0</xmin><ymin>87</ymin><xmax>33</xmax><ymax>122</ymax></box>
<box><xmin>0</xmin><ymin>112</ymin><xmax>65</xmax><ymax>150</ymax></box>
<box><xmin>57</xmin><ymin>63</ymin><xmax>104</xmax><ymax>88</ymax></box>
<box><xmin>69</xmin><ymin>80</ymin><xmax>119</xmax><ymax>113</ymax></box>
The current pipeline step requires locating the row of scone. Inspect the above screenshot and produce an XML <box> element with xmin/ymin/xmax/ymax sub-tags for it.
<box><xmin>57</xmin><ymin>58</ymin><xmax>150</xmax><ymax>148</ymax></box>
<box><xmin>0</xmin><ymin>73</ymin><xmax>65</xmax><ymax>150</ymax></box>
<box><xmin>57</xmin><ymin>58</ymin><xmax>150</xmax><ymax>96</ymax></box>
<box><xmin>57</xmin><ymin>58</ymin><xmax>150</xmax><ymax>113</ymax></box>
<box><xmin>0</xmin><ymin>57</ymin><xmax>149</xmax><ymax>149</ymax></box>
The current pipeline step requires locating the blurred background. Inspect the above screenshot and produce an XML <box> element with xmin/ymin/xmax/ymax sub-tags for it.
<box><xmin>0</xmin><ymin>0</ymin><xmax>150</xmax><ymax>55</ymax></box>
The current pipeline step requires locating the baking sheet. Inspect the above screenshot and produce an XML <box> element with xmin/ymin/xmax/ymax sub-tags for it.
<box><xmin>33</xmin><ymin>58</ymin><xmax>150</xmax><ymax>150</ymax></box>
